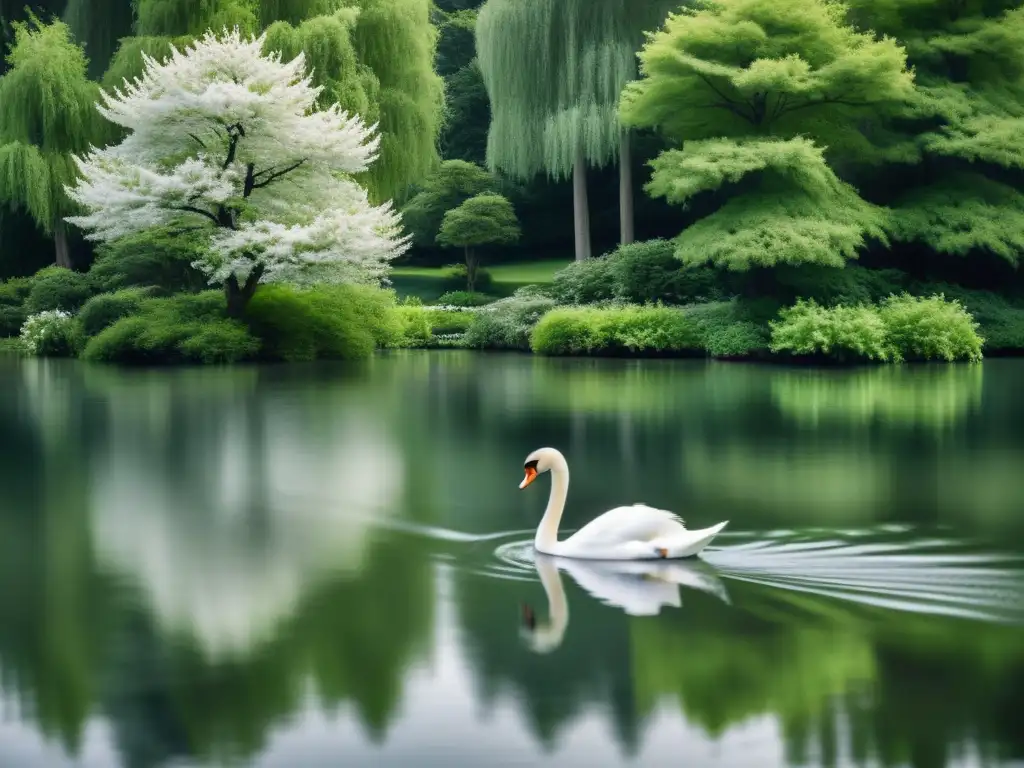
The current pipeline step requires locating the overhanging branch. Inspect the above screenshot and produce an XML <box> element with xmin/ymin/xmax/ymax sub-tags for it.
<box><xmin>173</xmin><ymin>205</ymin><xmax>220</xmax><ymax>225</ymax></box>
<box><xmin>251</xmin><ymin>159</ymin><xmax>307</xmax><ymax>191</ymax></box>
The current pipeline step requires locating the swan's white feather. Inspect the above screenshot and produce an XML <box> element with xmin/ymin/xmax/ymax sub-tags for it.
<box><xmin>564</xmin><ymin>504</ymin><xmax>685</xmax><ymax>550</ymax></box>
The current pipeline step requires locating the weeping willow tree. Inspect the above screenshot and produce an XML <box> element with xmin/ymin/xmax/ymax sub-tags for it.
<box><xmin>476</xmin><ymin>0</ymin><xmax>678</xmax><ymax>258</ymax></box>
<box><xmin>62</xmin><ymin>0</ymin><xmax>135</xmax><ymax>78</ymax></box>
<box><xmin>619</xmin><ymin>0</ymin><xmax>915</xmax><ymax>271</ymax></box>
<box><xmin>0</xmin><ymin>16</ymin><xmax>109</xmax><ymax>267</ymax></box>
<box><xmin>101</xmin><ymin>0</ymin><xmax>442</xmax><ymax>203</ymax></box>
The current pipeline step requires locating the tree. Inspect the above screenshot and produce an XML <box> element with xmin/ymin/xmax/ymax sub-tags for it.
<box><xmin>436</xmin><ymin>192</ymin><xmax>520</xmax><ymax>290</ymax></box>
<box><xmin>476</xmin><ymin>0</ymin><xmax>679</xmax><ymax>260</ymax></box>
<box><xmin>842</xmin><ymin>0</ymin><xmax>1024</xmax><ymax>270</ymax></box>
<box><xmin>0</xmin><ymin>15</ymin><xmax>108</xmax><ymax>268</ymax></box>
<box><xmin>65</xmin><ymin>28</ymin><xmax>409</xmax><ymax>317</ymax></box>
<box><xmin>619</xmin><ymin>0</ymin><xmax>915</xmax><ymax>271</ymax></box>
<box><xmin>400</xmin><ymin>159</ymin><xmax>498</xmax><ymax>247</ymax></box>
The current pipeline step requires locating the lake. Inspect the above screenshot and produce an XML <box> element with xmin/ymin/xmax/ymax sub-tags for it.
<box><xmin>1</xmin><ymin>351</ymin><xmax>1023</xmax><ymax>768</ymax></box>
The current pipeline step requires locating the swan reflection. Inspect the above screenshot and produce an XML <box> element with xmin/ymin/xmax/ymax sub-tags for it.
<box><xmin>521</xmin><ymin>554</ymin><xmax>730</xmax><ymax>654</ymax></box>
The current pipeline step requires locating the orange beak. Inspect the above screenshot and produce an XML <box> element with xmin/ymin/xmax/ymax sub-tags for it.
<box><xmin>519</xmin><ymin>466</ymin><xmax>538</xmax><ymax>489</ymax></box>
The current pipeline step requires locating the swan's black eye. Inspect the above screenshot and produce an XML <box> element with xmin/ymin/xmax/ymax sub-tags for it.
<box><xmin>524</xmin><ymin>459</ymin><xmax>539</xmax><ymax>471</ymax></box>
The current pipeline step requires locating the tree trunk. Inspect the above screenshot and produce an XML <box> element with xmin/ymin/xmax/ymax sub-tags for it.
<box><xmin>464</xmin><ymin>245</ymin><xmax>478</xmax><ymax>292</ymax></box>
<box><xmin>224</xmin><ymin>264</ymin><xmax>265</xmax><ymax>319</ymax></box>
<box><xmin>54</xmin><ymin>220</ymin><xmax>72</xmax><ymax>268</ymax></box>
<box><xmin>619</xmin><ymin>128</ymin><xmax>634</xmax><ymax>246</ymax></box>
<box><xmin>572</xmin><ymin>143</ymin><xmax>592</xmax><ymax>261</ymax></box>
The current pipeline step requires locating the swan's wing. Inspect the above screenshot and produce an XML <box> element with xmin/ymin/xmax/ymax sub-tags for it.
<box><xmin>566</xmin><ymin>504</ymin><xmax>685</xmax><ymax>549</ymax></box>
<box><xmin>556</xmin><ymin>558</ymin><xmax>681</xmax><ymax>616</ymax></box>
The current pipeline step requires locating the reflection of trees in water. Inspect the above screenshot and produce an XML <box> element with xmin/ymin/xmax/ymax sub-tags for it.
<box><xmin>452</xmin><ymin>568</ymin><xmax>641</xmax><ymax>756</ymax></box>
<box><xmin>0</xmin><ymin>359</ymin><xmax>438</xmax><ymax>767</ymax></box>
<box><xmin>631</xmin><ymin>581</ymin><xmax>1024</xmax><ymax>768</ymax></box>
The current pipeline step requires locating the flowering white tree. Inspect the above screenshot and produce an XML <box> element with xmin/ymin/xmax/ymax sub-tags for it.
<box><xmin>65</xmin><ymin>27</ymin><xmax>410</xmax><ymax>317</ymax></box>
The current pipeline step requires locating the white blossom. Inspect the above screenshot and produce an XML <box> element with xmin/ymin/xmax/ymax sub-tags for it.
<box><xmin>65</xmin><ymin>26</ymin><xmax>408</xmax><ymax>292</ymax></box>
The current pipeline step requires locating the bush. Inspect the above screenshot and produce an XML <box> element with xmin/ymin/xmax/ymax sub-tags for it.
<box><xmin>531</xmin><ymin>305</ymin><xmax>703</xmax><ymax>356</ymax></box>
<box><xmin>82</xmin><ymin>291</ymin><xmax>259</xmax><ymax>364</ymax></box>
<box><xmin>89</xmin><ymin>228</ymin><xmax>209</xmax><ymax>294</ymax></box>
<box><xmin>23</xmin><ymin>267</ymin><xmax>96</xmax><ymax>314</ymax></box>
<box><xmin>19</xmin><ymin>310</ymin><xmax>81</xmax><ymax>357</ymax></box>
<box><xmin>78</xmin><ymin>288</ymin><xmax>151</xmax><ymax>338</ymax></box>
<box><xmin>0</xmin><ymin>277</ymin><xmax>32</xmax><ymax>336</ymax></box>
<box><xmin>769</xmin><ymin>300</ymin><xmax>897</xmax><ymax>362</ymax></box>
<box><xmin>687</xmin><ymin>300</ymin><xmax>770</xmax><ymax>358</ymax></box>
<box><xmin>611</xmin><ymin>239</ymin><xmax>723</xmax><ymax>305</ymax></box>
<box><xmin>436</xmin><ymin>290</ymin><xmax>496</xmax><ymax>307</ymax></box>
<box><xmin>767</xmin><ymin>264</ymin><xmax>907</xmax><ymax>306</ymax></box>
<box><xmin>463</xmin><ymin>288</ymin><xmax>557</xmax><ymax>350</ymax></box>
<box><xmin>244</xmin><ymin>284</ymin><xmax>402</xmax><ymax>361</ymax></box>
<box><xmin>878</xmin><ymin>293</ymin><xmax>983</xmax><ymax>362</ymax></box>
<box><xmin>911</xmin><ymin>283</ymin><xmax>1024</xmax><ymax>353</ymax></box>
<box><xmin>550</xmin><ymin>257</ymin><xmax>617</xmax><ymax>304</ymax></box>
<box><xmin>392</xmin><ymin>306</ymin><xmax>433</xmax><ymax>346</ymax></box>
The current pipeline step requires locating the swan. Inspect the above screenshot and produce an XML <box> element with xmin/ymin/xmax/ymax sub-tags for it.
<box><xmin>519</xmin><ymin>447</ymin><xmax>728</xmax><ymax>560</ymax></box>
<box><xmin>521</xmin><ymin>554</ymin><xmax>731</xmax><ymax>653</ymax></box>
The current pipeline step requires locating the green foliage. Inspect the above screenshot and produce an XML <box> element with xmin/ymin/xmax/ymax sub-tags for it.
<box><xmin>438</xmin><ymin>262</ymin><xmax>493</xmax><ymax>292</ymax></box>
<box><xmin>88</xmin><ymin>227</ymin><xmax>210</xmax><ymax>294</ymax></box>
<box><xmin>886</xmin><ymin>174</ymin><xmax>1024</xmax><ymax>265</ymax></box>
<box><xmin>686</xmin><ymin>300</ymin><xmax>770</xmax><ymax>358</ymax></box>
<box><xmin>400</xmin><ymin>160</ymin><xmax>498</xmax><ymax>246</ymax></box>
<box><xmin>391</xmin><ymin>304</ymin><xmax>433</xmax><ymax>345</ymax></box>
<box><xmin>911</xmin><ymin>283</ymin><xmax>1024</xmax><ymax>353</ymax></box>
<box><xmin>462</xmin><ymin>288</ymin><xmax>556</xmax><ymax>349</ymax></box>
<box><xmin>243</xmin><ymin>283</ymin><xmax>402</xmax><ymax>361</ymax></box>
<box><xmin>531</xmin><ymin>305</ymin><xmax>703</xmax><ymax>356</ymax></box>
<box><xmin>550</xmin><ymin>239</ymin><xmax>724</xmax><ymax>305</ymax></box>
<box><xmin>0</xmin><ymin>276</ymin><xmax>32</xmax><ymax>336</ymax></box>
<box><xmin>82</xmin><ymin>292</ymin><xmax>260</xmax><ymax>364</ymax></box>
<box><xmin>435</xmin><ymin>8</ymin><xmax>477</xmax><ymax>76</ymax></box>
<box><xmin>436</xmin><ymin>193</ymin><xmax>520</xmax><ymax>248</ymax></box>
<box><xmin>0</xmin><ymin>16</ymin><xmax>108</xmax><ymax>236</ymax></box>
<box><xmin>769</xmin><ymin>299</ymin><xmax>897</xmax><ymax>362</ymax></box>
<box><xmin>436</xmin><ymin>290</ymin><xmax>495</xmax><ymax>306</ymax></box>
<box><xmin>77</xmin><ymin>288</ymin><xmax>150</xmax><ymax>338</ymax></box>
<box><xmin>438</xmin><ymin>60</ymin><xmax>490</xmax><ymax>166</ymax></box>
<box><xmin>101</xmin><ymin>35</ymin><xmax>187</xmax><ymax>88</ymax></box>
<box><xmin>767</xmin><ymin>265</ymin><xmax>908</xmax><ymax>307</ymax></box>
<box><xmin>19</xmin><ymin>309</ymin><xmax>81</xmax><ymax>357</ymax></box>
<box><xmin>769</xmin><ymin>295</ymin><xmax>985</xmax><ymax>363</ymax></box>
<box><xmin>135</xmin><ymin>0</ymin><xmax>259</xmax><ymax>36</ymax></box>
<box><xmin>23</xmin><ymin>266</ymin><xmax>95</xmax><ymax>314</ymax></box>
<box><xmin>550</xmin><ymin>256</ymin><xmax>617</xmax><ymax>304</ymax></box>
<box><xmin>262</xmin><ymin>10</ymin><xmax>381</xmax><ymax>122</ymax></box>
<box><xmin>879</xmin><ymin>293</ymin><xmax>984</xmax><ymax>363</ymax></box>
<box><xmin>620</xmin><ymin>0</ymin><xmax>915</xmax><ymax>149</ymax></box>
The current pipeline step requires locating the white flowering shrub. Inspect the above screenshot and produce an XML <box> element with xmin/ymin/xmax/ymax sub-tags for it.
<box><xmin>20</xmin><ymin>310</ymin><xmax>80</xmax><ymax>357</ymax></box>
<box><xmin>65</xmin><ymin>27</ymin><xmax>410</xmax><ymax>316</ymax></box>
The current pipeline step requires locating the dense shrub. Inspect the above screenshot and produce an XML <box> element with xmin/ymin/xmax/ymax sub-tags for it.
<box><xmin>19</xmin><ymin>310</ymin><xmax>81</xmax><ymax>357</ymax></box>
<box><xmin>687</xmin><ymin>301</ymin><xmax>770</xmax><ymax>358</ymax></box>
<box><xmin>392</xmin><ymin>306</ymin><xmax>433</xmax><ymax>346</ymax></box>
<box><xmin>244</xmin><ymin>284</ymin><xmax>403</xmax><ymax>361</ymax></box>
<box><xmin>436</xmin><ymin>290</ymin><xmax>496</xmax><ymax>306</ymax></box>
<box><xmin>0</xmin><ymin>277</ymin><xmax>32</xmax><ymax>336</ymax></box>
<box><xmin>769</xmin><ymin>295</ymin><xmax>984</xmax><ymax>362</ymax></box>
<box><xmin>550</xmin><ymin>257</ymin><xmax>617</xmax><ymax>304</ymax></box>
<box><xmin>463</xmin><ymin>288</ymin><xmax>557</xmax><ymax>350</ymax></box>
<box><xmin>769</xmin><ymin>300</ymin><xmax>897</xmax><ymax>362</ymax></box>
<box><xmin>89</xmin><ymin>228</ymin><xmax>209</xmax><ymax>294</ymax></box>
<box><xmin>911</xmin><ymin>283</ymin><xmax>1024</xmax><ymax>353</ymax></box>
<box><xmin>612</xmin><ymin>239</ymin><xmax>723</xmax><ymax>305</ymax></box>
<box><xmin>78</xmin><ymin>288</ymin><xmax>151</xmax><ymax>337</ymax></box>
<box><xmin>23</xmin><ymin>267</ymin><xmax>95</xmax><ymax>314</ymax></box>
<box><xmin>766</xmin><ymin>264</ymin><xmax>907</xmax><ymax>306</ymax></box>
<box><xmin>83</xmin><ymin>292</ymin><xmax>259</xmax><ymax>364</ymax></box>
<box><xmin>878</xmin><ymin>293</ymin><xmax>983</xmax><ymax>362</ymax></box>
<box><xmin>531</xmin><ymin>305</ymin><xmax>703</xmax><ymax>356</ymax></box>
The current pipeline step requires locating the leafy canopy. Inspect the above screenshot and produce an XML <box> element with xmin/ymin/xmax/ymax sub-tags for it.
<box><xmin>621</xmin><ymin>0</ymin><xmax>912</xmax><ymax>271</ymax></box>
<box><xmin>400</xmin><ymin>159</ymin><xmax>498</xmax><ymax>246</ymax></box>
<box><xmin>65</xmin><ymin>27</ymin><xmax>409</xmax><ymax>289</ymax></box>
<box><xmin>436</xmin><ymin>192</ymin><xmax>520</xmax><ymax>248</ymax></box>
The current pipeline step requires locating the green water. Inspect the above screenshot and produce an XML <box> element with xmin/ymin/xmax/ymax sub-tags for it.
<box><xmin>1</xmin><ymin>352</ymin><xmax>1023</xmax><ymax>768</ymax></box>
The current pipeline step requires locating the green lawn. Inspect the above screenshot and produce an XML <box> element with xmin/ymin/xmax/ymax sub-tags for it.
<box><xmin>391</xmin><ymin>259</ymin><xmax>570</xmax><ymax>284</ymax></box>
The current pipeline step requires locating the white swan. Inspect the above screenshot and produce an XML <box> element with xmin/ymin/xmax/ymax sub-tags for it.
<box><xmin>519</xmin><ymin>447</ymin><xmax>728</xmax><ymax>560</ymax></box>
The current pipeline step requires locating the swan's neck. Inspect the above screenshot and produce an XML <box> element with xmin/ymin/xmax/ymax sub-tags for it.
<box><xmin>535</xmin><ymin>456</ymin><xmax>569</xmax><ymax>553</ymax></box>
<box><xmin>532</xmin><ymin>556</ymin><xmax>568</xmax><ymax>651</ymax></box>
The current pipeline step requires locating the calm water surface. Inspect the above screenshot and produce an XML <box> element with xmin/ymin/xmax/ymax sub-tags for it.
<box><xmin>1</xmin><ymin>352</ymin><xmax>1023</xmax><ymax>768</ymax></box>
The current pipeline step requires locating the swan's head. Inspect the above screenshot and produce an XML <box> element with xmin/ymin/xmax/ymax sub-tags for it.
<box><xmin>519</xmin><ymin>447</ymin><xmax>562</xmax><ymax>489</ymax></box>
